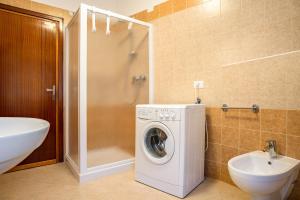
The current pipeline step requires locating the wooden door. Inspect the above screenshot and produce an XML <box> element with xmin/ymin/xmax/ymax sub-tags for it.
<box><xmin>0</xmin><ymin>4</ymin><xmax>63</xmax><ymax>169</ymax></box>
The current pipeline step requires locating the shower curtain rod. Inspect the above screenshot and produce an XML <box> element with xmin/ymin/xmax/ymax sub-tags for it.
<box><xmin>83</xmin><ymin>4</ymin><xmax>152</xmax><ymax>28</ymax></box>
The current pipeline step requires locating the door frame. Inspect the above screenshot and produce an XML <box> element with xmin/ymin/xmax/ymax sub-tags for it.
<box><xmin>0</xmin><ymin>3</ymin><xmax>64</xmax><ymax>169</ymax></box>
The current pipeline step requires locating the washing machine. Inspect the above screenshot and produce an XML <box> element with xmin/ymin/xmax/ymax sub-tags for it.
<box><xmin>135</xmin><ymin>104</ymin><xmax>206</xmax><ymax>198</ymax></box>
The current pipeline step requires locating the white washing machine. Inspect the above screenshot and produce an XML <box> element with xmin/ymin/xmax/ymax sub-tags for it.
<box><xmin>135</xmin><ymin>104</ymin><xmax>206</xmax><ymax>198</ymax></box>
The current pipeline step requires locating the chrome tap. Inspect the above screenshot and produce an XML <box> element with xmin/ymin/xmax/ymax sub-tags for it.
<box><xmin>263</xmin><ymin>140</ymin><xmax>277</xmax><ymax>159</ymax></box>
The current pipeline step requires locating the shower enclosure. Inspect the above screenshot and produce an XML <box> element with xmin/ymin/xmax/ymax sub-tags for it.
<box><xmin>65</xmin><ymin>4</ymin><xmax>153</xmax><ymax>182</ymax></box>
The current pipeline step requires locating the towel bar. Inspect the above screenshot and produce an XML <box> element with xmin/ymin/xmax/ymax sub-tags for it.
<box><xmin>221</xmin><ymin>104</ymin><xmax>259</xmax><ymax>113</ymax></box>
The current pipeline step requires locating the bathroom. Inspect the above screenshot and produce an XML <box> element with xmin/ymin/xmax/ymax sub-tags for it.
<box><xmin>0</xmin><ymin>0</ymin><xmax>299</xmax><ymax>199</ymax></box>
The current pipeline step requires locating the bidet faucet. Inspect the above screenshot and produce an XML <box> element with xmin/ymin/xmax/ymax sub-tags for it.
<box><xmin>263</xmin><ymin>140</ymin><xmax>277</xmax><ymax>159</ymax></box>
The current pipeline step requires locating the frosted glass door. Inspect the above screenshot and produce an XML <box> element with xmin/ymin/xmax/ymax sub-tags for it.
<box><xmin>86</xmin><ymin>13</ymin><xmax>149</xmax><ymax>167</ymax></box>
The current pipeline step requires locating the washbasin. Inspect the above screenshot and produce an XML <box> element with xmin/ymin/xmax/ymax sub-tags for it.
<box><xmin>228</xmin><ymin>151</ymin><xmax>300</xmax><ymax>200</ymax></box>
<box><xmin>0</xmin><ymin>117</ymin><xmax>50</xmax><ymax>174</ymax></box>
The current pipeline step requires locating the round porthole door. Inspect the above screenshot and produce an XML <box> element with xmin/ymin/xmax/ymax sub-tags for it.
<box><xmin>141</xmin><ymin>122</ymin><xmax>175</xmax><ymax>165</ymax></box>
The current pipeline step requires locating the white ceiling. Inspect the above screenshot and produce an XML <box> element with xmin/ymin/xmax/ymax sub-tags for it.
<box><xmin>32</xmin><ymin>0</ymin><xmax>166</xmax><ymax>16</ymax></box>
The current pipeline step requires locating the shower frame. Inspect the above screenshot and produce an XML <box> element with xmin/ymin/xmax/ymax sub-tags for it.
<box><xmin>64</xmin><ymin>4</ymin><xmax>154</xmax><ymax>182</ymax></box>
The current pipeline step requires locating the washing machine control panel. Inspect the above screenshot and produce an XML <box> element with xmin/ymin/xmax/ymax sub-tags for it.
<box><xmin>137</xmin><ymin>108</ymin><xmax>180</xmax><ymax>121</ymax></box>
<box><xmin>137</xmin><ymin>108</ymin><xmax>155</xmax><ymax>120</ymax></box>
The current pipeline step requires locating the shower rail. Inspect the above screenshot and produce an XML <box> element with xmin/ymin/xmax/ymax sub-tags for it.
<box><xmin>86</xmin><ymin>5</ymin><xmax>151</xmax><ymax>28</ymax></box>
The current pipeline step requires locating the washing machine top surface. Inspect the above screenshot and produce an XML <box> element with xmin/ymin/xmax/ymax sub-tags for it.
<box><xmin>137</xmin><ymin>104</ymin><xmax>204</xmax><ymax>121</ymax></box>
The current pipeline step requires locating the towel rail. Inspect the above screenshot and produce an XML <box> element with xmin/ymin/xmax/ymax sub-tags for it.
<box><xmin>221</xmin><ymin>104</ymin><xmax>259</xmax><ymax>113</ymax></box>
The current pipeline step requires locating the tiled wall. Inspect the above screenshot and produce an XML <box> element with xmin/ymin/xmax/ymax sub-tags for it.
<box><xmin>133</xmin><ymin>0</ymin><xmax>300</xmax><ymax>192</ymax></box>
<box><xmin>0</xmin><ymin>0</ymin><xmax>72</xmax><ymax>25</ymax></box>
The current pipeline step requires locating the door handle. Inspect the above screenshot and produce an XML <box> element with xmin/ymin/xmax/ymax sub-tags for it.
<box><xmin>46</xmin><ymin>85</ymin><xmax>56</xmax><ymax>100</ymax></box>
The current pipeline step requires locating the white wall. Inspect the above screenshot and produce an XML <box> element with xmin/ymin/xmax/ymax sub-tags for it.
<box><xmin>32</xmin><ymin>0</ymin><xmax>167</xmax><ymax>16</ymax></box>
<box><xmin>116</xmin><ymin>0</ymin><xmax>166</xmax><ymax>16</ymax></box>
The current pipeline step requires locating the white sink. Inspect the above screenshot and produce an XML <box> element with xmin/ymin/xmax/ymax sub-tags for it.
<box><xmin>228</xmin><ymin>151</ymin><xmax>300</xmax><ymax>200</ymax></box>
<box><xmin>0</xmin><ymin>117</ymin><xmax>50</xmax><ymax>174</ymax></box>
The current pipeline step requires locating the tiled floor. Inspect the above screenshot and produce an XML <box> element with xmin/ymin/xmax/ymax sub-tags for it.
<box><xmin>0</xmin><ymin>163</ymin><xmax>250</xmax><ymax>200</ymax></box>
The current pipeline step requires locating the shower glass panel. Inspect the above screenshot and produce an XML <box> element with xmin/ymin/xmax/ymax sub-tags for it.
<box><xmin>67</xmin><ymin>13</ymin><xmax>80</xmax><ymax>166</ymax></box>
<box><xmin>86</xmin><ymin>13</ymin><xmax>149</xmax><ymax>167</ymax></box>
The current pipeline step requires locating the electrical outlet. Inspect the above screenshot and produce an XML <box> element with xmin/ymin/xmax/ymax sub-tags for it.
<box><xmin>193</xmin><ymin>81</ymin><xmax>204</xmax><ymax>89</ymax></box>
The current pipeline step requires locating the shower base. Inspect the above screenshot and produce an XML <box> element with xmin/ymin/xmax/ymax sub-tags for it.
<box><xmin>65</xmin><ymin>146</ymin><xmax>134</xmax><ymax>183</ymax></box>
<box><xmin>88</xmin><ymin>146</ymin><xmax>134</xmax><ymax>167</ymax></box>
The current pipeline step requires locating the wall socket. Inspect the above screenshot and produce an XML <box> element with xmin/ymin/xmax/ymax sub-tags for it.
<box><xmin>193</xmin><ymin>81</ymin><xmax>204</xmax><ymax>89</ymax></box>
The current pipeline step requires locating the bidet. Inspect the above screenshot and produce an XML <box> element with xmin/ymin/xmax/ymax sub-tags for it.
<box><xmin>228</xmin><ymin>151</ymin><xmax>300</xmax><ymax>200</ymax></box>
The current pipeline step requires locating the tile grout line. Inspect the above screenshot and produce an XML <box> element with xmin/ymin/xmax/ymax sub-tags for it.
<box><xmin>285</xmin><ymin>109</ymin><xmax>288</xmax><ymax>156</ymax></box>
<box><xmin>219</xmin><ymin>107</ymin><xmax>222</xmax><ymax>178</ymax></box>
<box><xmin>259</xmin><ymin>109</ymin><xmax>262</xmax><ymax>153</ymax></box>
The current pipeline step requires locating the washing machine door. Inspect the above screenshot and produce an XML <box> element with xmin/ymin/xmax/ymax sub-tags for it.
<box><xmin>141</xmin><ymin>122</ymin><xmax>175</xmax><ymax>165</ymax></box>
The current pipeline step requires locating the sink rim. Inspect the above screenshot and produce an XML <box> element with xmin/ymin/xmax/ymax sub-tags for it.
<box><xmin>0</xmin><ymin>117</ymin><xmax>50</xmax><ymax>138</ymax></box>
<box><xmin>228</xmin><ymin>151</ymin><xmax>300</xmax><ymax>178</ymax></box>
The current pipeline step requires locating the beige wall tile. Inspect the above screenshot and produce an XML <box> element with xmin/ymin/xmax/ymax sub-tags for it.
<box><xmin>221</xmin><ymin>0</ymin><xmax>241</xmax><ymax>16</ymax></box>
<box><xmin>218</xmin><ymin>32</ymin><xmax>242</xmax><ymax>65</ymax></box>
<box><xmin>147</xmin><ymin>7</ymin><xmax>159</xmax><ymax>21</ymax></box>
<box><xmin>172</xmin><ymin>0</ymin><xmax>187</xmax><ymax>12</ymax></box>
<box><xmin>286</xmin><ymin>52</ymin><xmax>300</xmax><ymax>109</ymax></box>
<box><xmin>240</xmin><ymin>110</ymin><xmax>260</xmax><ymax>130</ymax></box>
<box><xmin>158</xmin><ymin>1</ymin><xmax>173</xmax><ymax>17</ymax></box>
<box><xmin>264</xmin><ymin>18</ymin><xmax>293</xmax><ymax>56</ymax></box>
<box><xmin>206</xmin><ymin>143</ymin><xmax>221</xmax><ymax>162</ymax></box>
<box><xmin>220</xmin><ymin>164</ymin><xmax>235</xmax><ymax>185</ymax></box>
<box><xmin>290</xmin><ymin>0</ymin><xmax>300</xmax><ymax>18</ymax></box>
<box><xmin>286</xmin><ymin>135</ymin><xmax>300</xmax><ymax>160</ymax></box>
<box><xmin>286</xmin><ymin>83</ymin><xmax>300</xmax><ymax>110</ymax></box>
<box><xmin>198</xmin><ymin>70</ymin><xmax>223</xmax><ymax>106</ymax></box>
<box><xmin>221</xmin><ymin>127</ymin><xmax>239</xmax><ymax>148</ymax></box>
<box><xmin>265</xmin><ymin>0</ymin><xmax>292</xmax><ymax>22</ymax></box>
<box><xmin>221</xmin><ymin>66</ymin><xmax>240</xmax><ymax>106</ymax></box>
<box><xmin>291</xmin><ymin>16</ymin><xmax>300</xmax><ymax>50</ymax></box>
<box><xmin>287</xmin><ymin>110</ymin><xmax>300</xmax><ymax>137</ymax></box>
<box><xmin>187</xmin><ymin>0</ymin><xmax>203</xmax><ymax>8</ymax></box>
<box><xmin>134</xmin><ymin>10</ymin><xmax>148</xmax><ymax>21</ymax></box>
<box><xmin>222</xmin><ymin>109</ymin><xmax>239</xmax><ymax>128</ymax></box>
<box><xmin>240</xmin><ymin>19</ymin><xmax>267</xmax><ymax>61</ymax></box>
<box><xmin>258</xmin><ymin>57</ymin><xmax>287</xmax><ymax>109</ymax></box>
<box><xmin>261</xmin><ymin>109</ymin><xmax>287</xmax><ymax>133</ymax></box>
<box><xmin>238</xmin><ymin>148</ymin><xmax>252</xmax><ymax>155</ymax></box>
<box><xmin>206</xmin><ymin>107</ymin><xmax>222</xmax><ymax>126</ymax></box>
<box><xmin>220</xmin><ymin>10</ymin><xmax>241</xmax><ymax>34</ymax></box>
<box><xmin>208</xmin><ymin>125</ymin><xmax>222</xmax><ymax>143</ymax></box>
<box><xmin>238</xmin><ymin>62</ymin><xmax>260</xmax><ymax>106</ymax></box>
<box><xmin>239</xmin><ymin>129</ymin><xmax>260</xmax><ymax>151</ymax></box>
<box><xmin>221</xmin><ymin>146</ymin><xmax>238</xmax><ymax>164</ymax></box>
<box><xmin>205</xmin><ymin>160</ymin><xmax>221</xmax><ymax>179</ymax></box>
<box><xmin>240</xmin><ymin>0</ymin><xmax>265</xmax><ymax>25</ymax></box>
<box><xmin>192</xmin><ymin>0</ymin><xmax>221</xmax><ymax>19</ymax></box>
